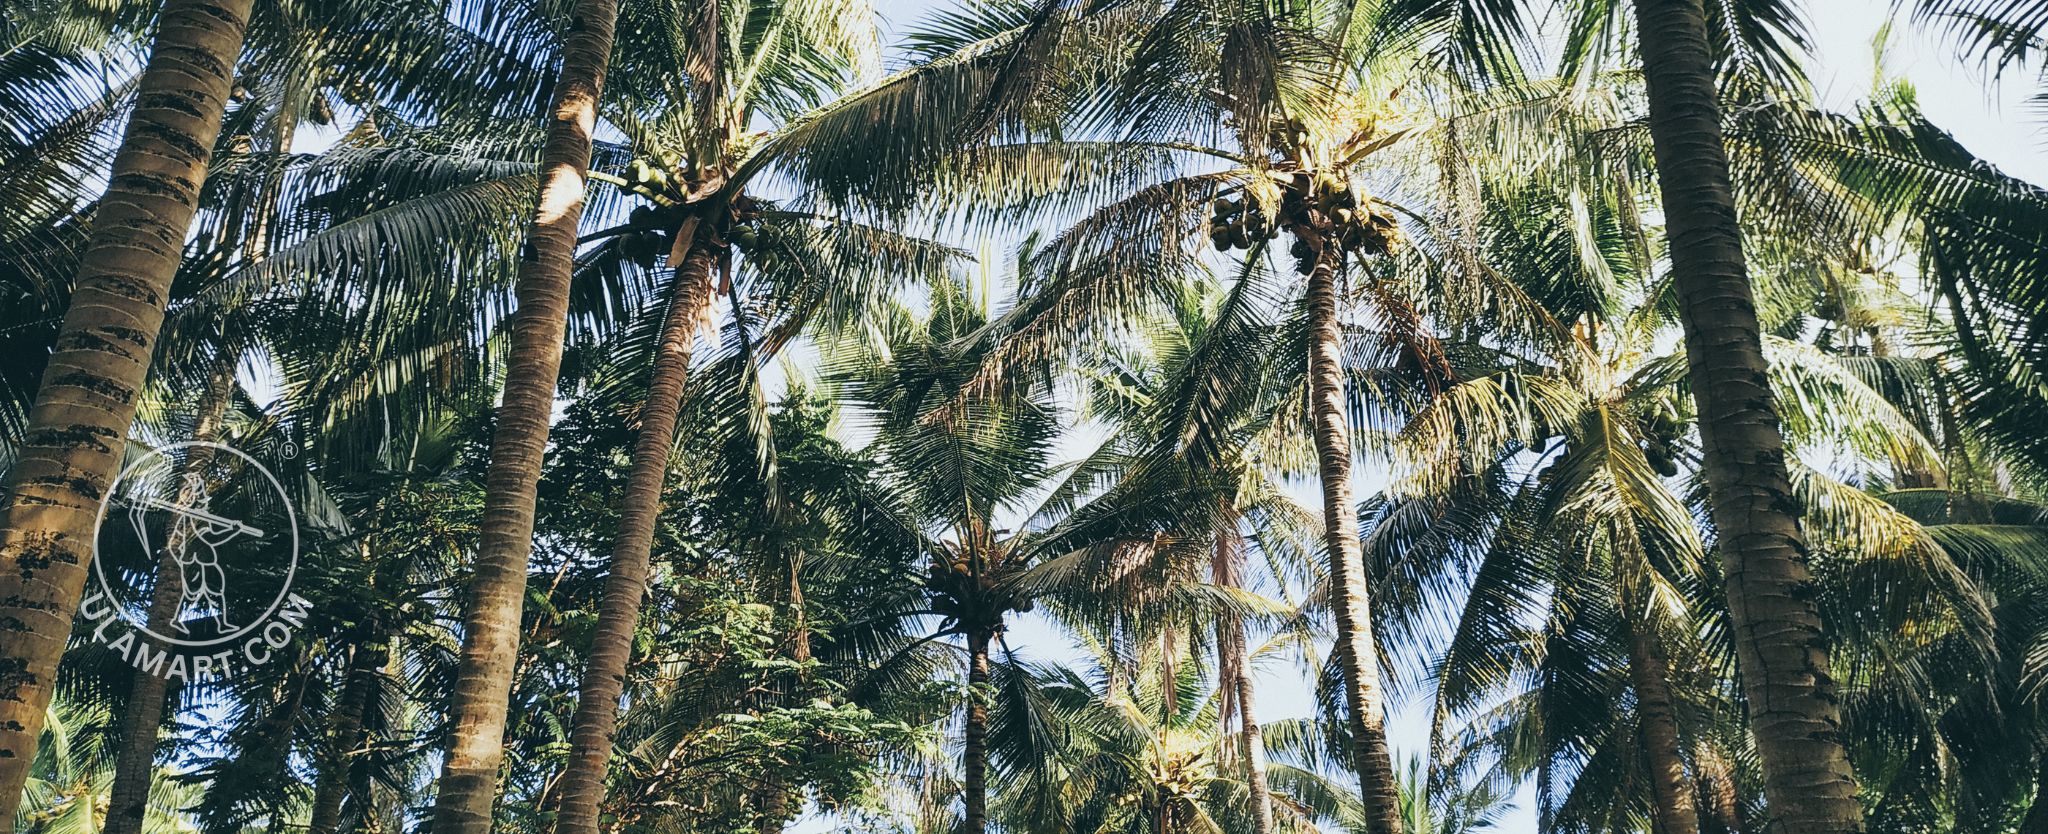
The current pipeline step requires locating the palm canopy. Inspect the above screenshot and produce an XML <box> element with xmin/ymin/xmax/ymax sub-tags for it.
<box><xmin>7</xmin><ymin>0</ymin><xmax>2048</xmax><ymax>832</ymax></box>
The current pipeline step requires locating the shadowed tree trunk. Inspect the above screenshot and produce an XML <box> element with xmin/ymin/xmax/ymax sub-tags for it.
<box><xmin>309</xmin><ymin>637</ymin><xmax>390</xmax><ymax>834</ymax></box>
<box><xmin>1628</xmin><ymin>0</ymin><xmax>1863</xmax><ymax>829</ymax></box>
<box><xmin>429</xmin><ymin>1</ymin><xmax>623</xmax><ymax>831</ymax></box>
<box><xmin>1626</xmin><ymin>617</ymin><xmax>1699</xmax><ymax>834</ymax></box>
<box><xmin>552</xmin><ymin>248</ymin><xmax>716</xmax><ymax>834</ymax></box>
<box><xmin>964</xmin><ymin>629</ymin><xmax>994</xmax><ymax>834</ymax></box>
<box><xmin>0</xmin><ymin>0</ymin><xmax>255</xmax><ymax>821</ymax></box>
<box><xmin>1301</xmin><ymin>238</ymin><xmax>1404</xmax><ymax>834</ymax></box>
<box><xmin>103</xmin><ymin>364</ymin><xmax>237</xmax><ymax>834</ymax></box>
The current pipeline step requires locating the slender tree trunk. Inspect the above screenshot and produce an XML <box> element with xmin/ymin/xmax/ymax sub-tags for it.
<box><xmin>1212</xmin><ymin>526</ymin><xmax>1272</xmax><ymax>834</ymax></box>
<box><xmin>1301</xmin><ymin>240</ymin><xmax>1404</xmax><ymax>834</ymax></box>
<box><xmin>1231</xmin><ymin>638</ymin><xmax>1274</xmax><ymax>834</ymax></box>
<box><xmin>102</xmin><ymin>365</ymin><xmax>236</xmax><ymax>834</ymax></box>
<box><xmin>1629</xmin><ymin>0</ymin><xmax>1863</xmax><ymax>830</ymax></box>
<box><xmin>309</xmin><ymin>638</ymin><xmax>389</xmax><ymax>834</ymax></box>
<box><xmin>1626</xmin><ymin>618</ymin><xmax>1699</xmax><ymax>834</ymax></box>
<box><xmin>552</xmin><ymin>250</ymin><xmax>715</xmax><ymax>834</ymax></box>
<box><xmin>430</xmin><ymin>1</ymin><xmax>621</xmax><ymax>831</ymax></box>
<box><xmin>0</xmin><ymin>1</ymin><xmax>254</xmax><ymax>820</ymax></box>
<box><xmin>964</xmin><ymin>629</ymin><xmax>994</xmax><ymax>834</ymax></box>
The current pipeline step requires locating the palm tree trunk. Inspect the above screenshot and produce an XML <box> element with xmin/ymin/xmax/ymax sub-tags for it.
<box><xmin>964</xmin><ymin>629</ymin><xmax>994</xmax><ymax>834</ymax></box>
<box><xmin>552</xmin><ymin>250</ymin><xmax>716</xmax><ymax>834</ymax></box>
<box><xmin>1232</xmin><ymin>640</ymin><xmax>1275</xmax><ymax>834</ymax></box>
<box><xmin>1213</xmin><ymin>526</ymin><xmax>1273</xmax><ymax>834</ymax></box>
<box><xmin>1302</xmin><ymin>240</ymin><xmax>1404</xmax><ymax>834</ymax></box>
<box><xmin>0</xmin><ymin>1</ymin><xmax>254</xmax><ymax>820</ymax></box>
<box><xmin>1625</xmin><ymin>619</ymin><xmax>1699</xmax><ymax>834</ymax></box>
<box><xmin>102</xmin><ymin>364</ymin><xmax>237</xmax><ymax>834</ymax></box>
<box><xmin>309</xmin><ymin>638</ymin><xmax>389</xmax><ymax>834</ymax></box>
<box><xmin>1628</xmin><ymin>0</ymin><xmax>1863</xmax><ymax>830</ymax></box>
<box><xmin>430</xmin><ymin>2</ymin><xmax>621</xmax><ymax>832</ymax></box>
<box><xmin>1696</xmin><ymin>743</ymin><xmax>1744</xmax><ymax>834</ymax></box>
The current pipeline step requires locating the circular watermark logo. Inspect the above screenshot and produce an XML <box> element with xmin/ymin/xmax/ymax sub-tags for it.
<box><xmin>82</xmin><ymin>441</ymin><xmax>304</xmax><ymax>682</ymax></box>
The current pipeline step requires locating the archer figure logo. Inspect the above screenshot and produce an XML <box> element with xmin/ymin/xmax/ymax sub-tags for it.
<box><xmin>83</xmin><ymin>441</ymin><xmax>305</xmax><ymax>682</ymax></box>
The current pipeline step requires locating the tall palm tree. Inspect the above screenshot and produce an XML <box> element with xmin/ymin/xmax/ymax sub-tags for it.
<box><xmin>431</xmin><ymin>0</ymin><xmax>624</xmax><ymax>830</ymax></box>
<box><xmin>1625</xmin><ymin>0</ymin><xmax>1864</xmax><ymax>824</ymax></box>
<box><xmin>0</xmin><ymin>0</ymin><xmax>255</xmax><ymax>820</ymax></box>
<box><xmin>1059</xmin><ymin>274</ymin><xmax>1329</xmax><ymax>834</ymax></box>
<box><xmin>833</xmin><ymin>276</ymin><xmax>1062</xmax><ymax>834</ymax></box>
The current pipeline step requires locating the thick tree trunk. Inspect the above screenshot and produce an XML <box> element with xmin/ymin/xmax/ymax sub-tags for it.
<box><xmin>1628</xmin><ymin>0</ymin><xmax>1863</xmax><ymax>830</ymax></box>
<box><xmin>964</xmin><ymin>630</ymin><xmax>993</xmax><ymax>834</ymax></box>
<box><xmin>102</xmin><ymin>366</ymin><xmax>236</xmax><ymax>834</ymax></box>
<box><xmin>0</xmin><ymin>0</ymin><xmax>254</xmax><ymax>821</ymax></box>
<box><xmin>429</xmin><ymin>2</ymin><xmax>621</xmax><ymax>832</ymax></box>
<box><xmin>1212</xmin><ymin>527</ymin><xmax>1272</xmax><ymax>834</ymax></box>
<box><xmin>552</xmin><ymin>251</ymin><xmax>716</xmax><ymax>834</ymax></box>
<box><xmin>1625</xmin><ymin>619</ymin><xmax>1699</xmax><ymax>834</ymax></box>
<box><xmin>308</xmin><ymin>638</ymin><xmax>389</xmax><ymax>834</ymax></box>
<box><xmin>1301</xmin><ymin>241</ymin><xmax>1404</xmax><ymax>834</ymax></box>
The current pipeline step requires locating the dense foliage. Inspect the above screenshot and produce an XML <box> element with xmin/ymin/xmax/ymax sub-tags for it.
<box><xmin>4</xmin><ymin>0</ymin><xmax>2048</xmax><ymax>832</ymax></box>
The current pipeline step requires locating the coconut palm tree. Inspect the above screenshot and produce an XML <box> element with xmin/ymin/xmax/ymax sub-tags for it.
<box><xmin>0</xmin><ymin>0</ymin><xmax>256</xmax><ymax>818</ymax></box>
<box><xmin>1363</xmin><ymin>91</ymin><xmax>2043</xmax><ymax>830</ymax></box>
<box><xmin>538</xmin><ymin>0</ymin><xmax>992</xmax><ymax>821</ymax></box>
<box><xmin>1578</xmin><ymin>0</ymin><xmax>1863</xmax><ymax>820</ymax></box>
<box><xmin>430</xmin><ymin>0</ymin><xmax>625</xmax><ymax>825</ymax></box>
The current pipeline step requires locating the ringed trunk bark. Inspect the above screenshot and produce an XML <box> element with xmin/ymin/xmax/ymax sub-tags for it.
<box><xmin>0</xmin><ymin>0</ymin><xmax>255</xmax><ymax>819</ymax></box>
<box><xmin>964</xmin><ymin>630</ymin><xmax>994</xmax><ymax>834</ymax></box>
<box><xmin>1625</xmin><ymin>619</ymin><xmax>1699</xmax><ymax>834</ymax></box>
<box><xmin>552</xmin><ymin>250</ymin><xmax>716</xmax><ymax>834</ymax></box>
<box><xmin>1301</xmin><ymin>238</ymin><xmax>1404</xmax><ymax>834</ymax></box>
<box><xmin>430</xmin><ymin>1</ymin><xmax>622</xmax><ymax>832</ymax></box>
<box><xmin>1628</xmin><ymin>0</ymin><xmax>1863</xmax><ymax>830</ymax></box>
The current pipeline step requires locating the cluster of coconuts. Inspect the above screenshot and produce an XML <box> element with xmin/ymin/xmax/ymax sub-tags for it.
<box><xmin>1209</xmin><ymin>171</ymin><xmax>1403</xmax><ymax>274</ymax></box>
<box><xmin>1637</xmin><ymin>398</ymin><xmax>1685</xmax><ymax>477</ymax></box>
<box><xmin>615</xmin><ymin>154</ymin><xmax>767</xmax><ymax>270</ymax></box>
<box><xmin>927</xmin><ymin>552</ymin><xmax>1037</xmax><ymax>614</ymax></box>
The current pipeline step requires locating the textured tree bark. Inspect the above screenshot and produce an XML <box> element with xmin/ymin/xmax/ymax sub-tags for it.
<box><xmin>1626</xmin><ymin>619</ymin><xmax>1699</xmax><ymax>834</ymax></box>
<box><xmin>308</xmin><ymin>639</ymin><xmax>389</xmax><ymax>834</ymax></box>
<box><xmin>1628</xmin><ymin>0</ymin><xmax>1863</xmax><ymax>829</ymax></box>
<box><xmin>102</xmin><ymin>365</ymin><xmax>237</xmax><ymax>834</ymax></box>
<box><xmin>0</xmin><ymin>0</ymin><xmax>255</xmax><ymax>822</ymax></box>
<box><xmin>964</xmin><ymin>629</ymin><xmax>994</xmax><ymax>834</ymax></box>
<box><xmin>1302</xmin><ymin>242</ymin><xmax>1404</xmax><ymax>834</ymax></box>
<box><xmin>429</xmin><ymin>1</ymin><xmax>622</xmax><ymax>831</ymax></box>
<box><xmin>552</xmin><ymin>250</ymin><xmax>715</xmax><ymax>834</ymax></box>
